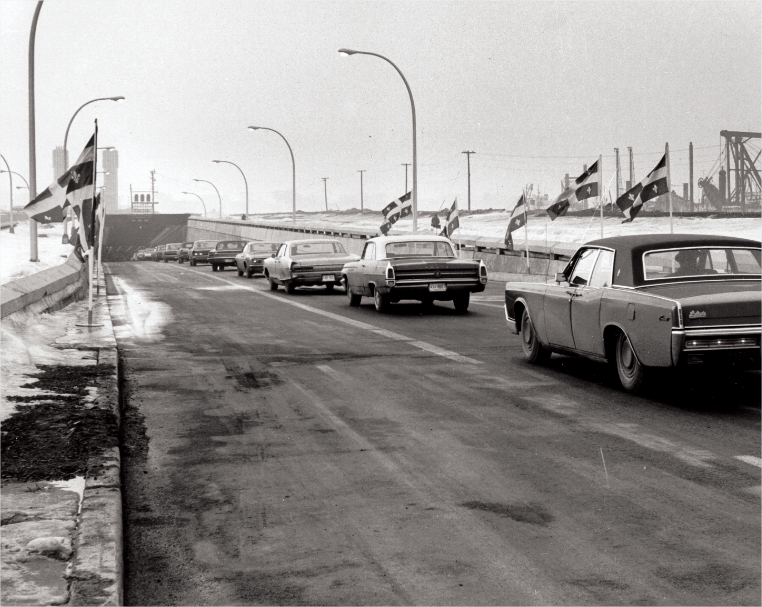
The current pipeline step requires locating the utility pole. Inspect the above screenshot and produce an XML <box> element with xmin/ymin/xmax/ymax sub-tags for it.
<box><xmin>689</xmin><ymin>141</ymin><xmax>694</xmax><ymax>210</ymax></box>
<box><xmin>322</xmin><ymin>177</ymin><xmax>329</xmax><ymax>211</ymax></box>
<box><xmin>401</xmin><ymin>163</ymin><xmax>410</xmax><ymax>193</ymax></box>
<box><xmin>627</xmin><ymin>147</ymin><xmax>634</xmax><ymax>190</ymax></box>
<box><xmin>462</xmin><ymin>150</ymin><xmax>475</xmax><ymax>211</ymax></box>
<box><xmin>615</xmin><ymin>148</ymin><xmax>621</xmax><ymax>199</ymax></box>
<box><xmin>357</xmin><ymin>170</ymin><xmax>365</xmax><ymax>212</ymax></box>
<box><xmin>150</xmin><ymin>170</ymin><xmax>156</xmax><ymax>205</ymax></box>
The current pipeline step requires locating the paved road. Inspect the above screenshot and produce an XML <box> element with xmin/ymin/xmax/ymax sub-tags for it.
<box><xmin>106</xmin><ymin>261</ymin><xmax>761</xmax><ymax>606</ymax></box>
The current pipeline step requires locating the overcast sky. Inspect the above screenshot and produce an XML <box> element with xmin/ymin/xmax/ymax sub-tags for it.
<box><xmin>1</xmin><ymin>0</ymin><xmax>760</xmax><ymax>216</ymax></box>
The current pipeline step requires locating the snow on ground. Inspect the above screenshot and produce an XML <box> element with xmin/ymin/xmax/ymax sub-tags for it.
<box><xmin>258</xmin><ymin>211</ymin><xmax>762</xmax><ymax>245</ymax></box>
<box><xmin>0</xmin><ymin>220</ymin><xmax>74</xmax><ymax>285</ymax></box>
<box><xmin>0</xmin><ymin>304</ymin><xmax>98</xmax><ymax>421</ymax></box>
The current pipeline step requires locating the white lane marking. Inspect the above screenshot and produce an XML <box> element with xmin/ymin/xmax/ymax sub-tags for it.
<box><xmin>408</xmin><ymin>340</ymin><xmax>483</xmax><ymax>364</ymax></box>
<box><xmin>152</xmin><ymin>270</ymin><xmax>180</xmax><ymax>282</ymax></box>
<box><xmin>735</xmin><ymin>455</ymin><xmax>762</xmax><ymax>468</ymax></box>
<box><xmin>316</xmin><ymin>364</ymin><xmax>344</xmax><ymax>382</ymax></box>
<box><xmin>470</xmin><ymin>301</ymin><xmax>506</xmax><ymax>309</ymax></box>
<box><xmin>185</xmin><ymin>268</ymin><xmax>483</xmax><ymax>364</ymax></box>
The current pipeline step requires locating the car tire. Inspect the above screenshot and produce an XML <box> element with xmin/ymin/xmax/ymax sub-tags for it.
<box><xmin>325</xmin><ymin>283</ymin><xmax>334</xmax><ymax>292</ymax></box>
<box><xmin>285</xmin><ymin>281</ymin><xmax>295</xmax><ymax>294</ymax></box>
<box><xmin>219</xmin><ymin>265</ymin><xmax>224</xmax><ymax>271</ymax></box>
<box><xmin>453</xmin><ymin>292</ymin><xmax>470</xmax><ymax>312</ymax></box>
<box><xmin>347</xmin><ymin>284</ymin><xmax>362</xmax><ymax>307</ymax></box>
<box><xmin>615</xmin><ymin>331</ymin><xmax>646</xmax><ymax>393</ymax></box>
<box><xmin>521</xmin><ymin>308</ymin><xmax>552</xmax><ymax>364</ymax></box>
<box><xmin>190</xmin><ymin>260</ymin><xmax>196</xmax><ymax>266</ymax></box>
<box><xmin>246</xmin><ymin>266</ymin><xmax>254</xmax><ymax>278</ymax></box>
<box><xmin>374</xmin><ymin>289</ymin><xmax>389</xmax><ymax>312</ymax></box>
<box><xmin>237</xmin><ymin>267</ymin><xmax>244</xmax><ymax>276</ymax></box>
<box><xmin>268</xmin><ymin>276</ymin><xmax>279</xmax><ymax>291</ymax></box>
<box><xmin>163</xmin><ymin>259</ymin><xmax>167</xmax><ymax>263</ymax></box>
<box><xmin>212</xmin><ymin>264</ymin><xmax>218</xmax><ymax>272</ymax></box>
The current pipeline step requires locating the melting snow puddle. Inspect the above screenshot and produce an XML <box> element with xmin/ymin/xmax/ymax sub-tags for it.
<box><xmin>49</xmin><ymin>476</ymin><xmax>86</xmax><ymax>513</ymax></box>
<box><xmin>109</xmin><ymin>276</ymin><xmax>173</xmax><ymax>341</ymax></box>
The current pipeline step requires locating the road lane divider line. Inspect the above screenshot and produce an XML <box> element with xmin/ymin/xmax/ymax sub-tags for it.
<box><xmin>186</xmin><ymin>268</ymin><xmax>484</xmax><ymax>364</ymax></box>
<box><xmin>734</xmin><ymin>455</ymin><xmax>762</xmax><ymax>468</ymax></box>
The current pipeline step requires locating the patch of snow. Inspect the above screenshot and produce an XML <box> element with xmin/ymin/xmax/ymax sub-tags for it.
<box><xmin>109</xmin><ymin>276</ymin><xmax>173</xmax><ymax>341</ymax></box>
<box><xmin>49</xmin><ymin>476</ymin><xmax>86</xmax><ymax>514</ymax></box>
<box><xmin>0</xmin><ymin>220</ymin><xmax>74</xmax><ymax>285</ymax></box>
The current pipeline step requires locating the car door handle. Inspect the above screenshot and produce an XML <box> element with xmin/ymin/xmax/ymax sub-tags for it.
<box><xmin>565</xmin><ymin>291</ymin><xmax>582</xmax><ymax>297</ymax></box>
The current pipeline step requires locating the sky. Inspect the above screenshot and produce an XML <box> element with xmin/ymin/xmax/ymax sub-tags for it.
<box><xmin>1</xmin><ymin>0</ymin><xmax>760</xmax><ymax>216</ymax></box>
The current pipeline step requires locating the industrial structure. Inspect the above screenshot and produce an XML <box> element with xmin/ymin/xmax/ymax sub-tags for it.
<box><xmin>131</xmin><ymin>170</ymin><xmax>158</xmax><ymax>214</ymax></box>
<box><xmin>102</xmin><ymin>149</ymin><xmax>119</xmax><ymax>213</ymax></box>
<box><xmin>699</xmin><ymin>130</ymin><xmax>761</xmax><ymax>212</ymax></box>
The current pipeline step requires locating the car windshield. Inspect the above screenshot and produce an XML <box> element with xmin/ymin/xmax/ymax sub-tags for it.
<box><xmin>182</xmin><ymin>242</ymin><xmax>194</xmax><ymax>248</ymax></box>
<box><xmin>166</xmin><ymin>244</ymin><xmax>180</xmax><ymax>250</ymax></box>
<box><xmin>385</xmin><ymin>241</ymin><xmax>455</xmax><ymax>258</ymax></box>
<box><xmin>643</xmin><ymin>247</ymin><xmax>761</xmax><ymax>280</ymax></box>
<box><xmin>291</xmin><ymin>242</ymin><xmax>346</xmax><ymax>256</ymax></box>
<box><xmin>248</xmin><ymin>243</ymin><xmax>279</xmax><ymax>253</ymax></box>
<box><xmin>195</xmin><ymin>241</ymin><xmax>217</xmax><ymax>248</ymax></box>
<box><xmin>217</xmin><ymin>241</ymin><xmax>247</xmax><ymax>250</ymax></box>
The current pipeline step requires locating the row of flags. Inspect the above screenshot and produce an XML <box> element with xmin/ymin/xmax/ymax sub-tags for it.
<box><xmin>23</xmin><ymin>130</ymin><xmax>103</xmax><ymax>262</ymax></box>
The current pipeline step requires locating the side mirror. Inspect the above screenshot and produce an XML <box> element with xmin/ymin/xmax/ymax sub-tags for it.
<box><xmin>555</xmin><ymin>272</ymin><xmax>566</xmax><ymax>283</ymax></box>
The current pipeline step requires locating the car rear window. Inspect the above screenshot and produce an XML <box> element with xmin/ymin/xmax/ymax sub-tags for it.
<box><xmin>182</xmin><ymin>242</ymin><xmax>194</xmax><ymax>248</ymax></box>
<box><xmin>217</xmin><ymin>241</ymin><xmax>247</xmax><ymax>250</ymax></box>
<box><xmin>166</xmin><ymin>244</ymin><xmax>180</xmax><ymax>250</ymax></box>
<box><xmin>385</xmin><ymin>241</ymin><xmax>455</xmax><ymax>258</ymax></box>
<box><xmin>248</xmin><ymin>243</ymin><xmax>279</xmax><ymax>253</ymax></box>
<box><xmin>195</xmin><ymin>241</ymin><xmax>217</xmax><ymax>248</ymax></box>
<box><xmin>291</xmin><ymin>242</ymin><xmax>346</xmax><ymax>255</ymax></box>
<box><xmin>643</xmin><ymin>247</ymin><xmax>762</xmax><ymax>280</ymax></box>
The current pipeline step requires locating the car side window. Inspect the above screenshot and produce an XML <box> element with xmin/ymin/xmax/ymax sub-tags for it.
<box><xmin>362</xmin><ymin>242</ymin><xmax>375</xmax><ymax>260</ymax></box>
<box><xmin>589</xmin><ymin>250</ymin><xmax>615</xmax><ymax>288</ymax></box>
<box><xmin>569</xmin><ymin>248</ymin><xmax>600</xmax><ymax>287</ymax></box>
<box><xmin>276</xmin><ymin>244</ymin><xmax>286</xmax><ymax>258</ymax></box>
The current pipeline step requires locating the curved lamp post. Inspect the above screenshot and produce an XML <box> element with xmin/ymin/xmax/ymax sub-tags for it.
<box><xmin>182</xmin><ymin>191</ymin><xmax>207</xmax><ymax>217</ymax></box>
<box><xmin>193</xmin><ymin>179</ymin><xmax>222</xmax><ymax>218</ymax></box>
<box><xmin>63</xmin><ymin>97</ymin><xmax>124</xmax><ymax>166</ymax></box>
<box><xmin>0</xmin><ymin>155</ymin><xmax>16</xmax><ymax>233</ymax></box>
<box><xmin>212</xmin><ymin>160</ymin><xmax>248</xmax><ymax>216</ymax></box>
<box><xmin>338</xmin><ymin>48</ymin><xmax>417</xmax><ymax>232</ymax></box>
<box><xmin>248</xmin><ymin>126</ymin><xmax>295</xmax><ymax>223</ymax></box>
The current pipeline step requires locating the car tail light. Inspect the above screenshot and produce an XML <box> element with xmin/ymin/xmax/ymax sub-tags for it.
<box><xmin>479</xmin><ymin>260</ymin><xmax>488</xmax><ymax>284</ymax></box>
<box><xmin>673</xmin><ymin>304</ymin><xmax>683</xmax><ymax>329</ymax></box>
<box><xmin>386</xmin><ymin>263</ymin><xmax>396</xmax><ymax>287</ymax></box>
<box><xmin>290</xmin><ymin>261</ymin><xmax>298</xmax><ymax>272</ymax></box>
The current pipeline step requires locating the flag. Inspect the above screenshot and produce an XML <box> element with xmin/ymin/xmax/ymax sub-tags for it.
<box><xmin>440</xmin><ymin>198</ymin><xmax>459</xmax><ymax>237</ymax></box>
<box><xmin>430</xmin><ymin>213</ymin><xmax>441</xmax><ymax>229</ymax></box>
<box><xmin>381</xmin><ymin>191</ymin><xmax>411</xmax><ymax>226</ymax></box>
<box><xmin>616</xmin><ymin>154</ymin><xmax>668</xmax><ymax>222</ymax></box>
<box><xmin>504</xmin><ymin>194</ymin><xmax>527</xmax><ymax>250</ymax></box>
<box><xmin>23</xmin><ymin>135</ymin><xmax>94</xmax><ymax>223</ymax></box>
<box><xmin>379</xmin><ymin>216</ymin><xmax>392</xmax><ymax>236</ymax></box>
<box><xmin>545</xmin><ymin>159</ymin><xmax>599</xmax><ymax>219</ymax></box>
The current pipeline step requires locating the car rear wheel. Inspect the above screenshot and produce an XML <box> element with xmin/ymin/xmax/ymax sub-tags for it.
<box><xmin>374</xmin><ymin>289</ymin><xmax>389</xmax><ymax>312</ymax></box>
<box><xmin>237</xmin><ymin>266</ymin><xmax>244</xmax><ymax>277</ymax></box>
<box><xmin>453</xmin><ymin>293</ymin><xmax>470</xmax><ymax>312</ymax></box>
<box><xmin>212</xmin><ymin>264</ymin><xmax>218</xmax><ymax>272</ymax></box>
<box><xmin>346</xmin><ymin>283</ymin><xmax>362</xmax><ymax>307</ymax></box>
<box><xmin>246</xmin><ymin>265</ymin><xmax>254</xmax><ymax>278</ymax></box>
<box><xmin>268</xmin><ymin>276</ymin><xmax>278</xmax><ymax>291</ymax></box>
<box><xmin>521</xmin><ymin>308</ymin><xmax>551</xmax><ymax>364</ymax></box>
<box><xmin>615</xmin><ymin>331</ymin><xmax>646</xmax><ymax>392</ymax></box>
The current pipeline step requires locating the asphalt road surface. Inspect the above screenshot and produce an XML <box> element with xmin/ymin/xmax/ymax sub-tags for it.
<box><xmin>105</xmin><ymin>261</ymin><xmax>761</xmax><ymax>606</ymax></box>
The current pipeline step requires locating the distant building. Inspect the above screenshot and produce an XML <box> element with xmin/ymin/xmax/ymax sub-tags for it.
<box><xmin>53</xmin><ymin>146</ymin><xmax>66</xmax><ymax>179</ymax></box>
<box><xmin>101</xmin><ymin>149</ymin><xmax>119</xmax><ymax>213</ymax></box>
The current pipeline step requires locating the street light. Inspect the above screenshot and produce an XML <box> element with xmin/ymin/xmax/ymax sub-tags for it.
<box><xmin>63</xmin><ymin>97</ymin><xmax>124</xmax><ymax>166</ymax></box>
<box><xmin>247</xmin><ymin>126</ymin><xmax>296</xmax><ymax>223</ymax></box>
<box><xmin>192</xmin><ymin>179</ymin><xmax>222</xmax><ymax>218</ymax></box>
<box><xmin>182</xmin><ymin>191</ymin><xmax>207</xmax><ymax>217</ymax></box>
<box><xmin>212</xmin><ymin>160</ymin><xmax>248</xmax><ymax>216</ymax></box>
<box><xmin>338</xmin><ymin>48</ymin><xmax>418</xmax><ymax>232</ymax></box>
<box><xmin>0</xmin><ymin>156</ymin><xmax>17</xmax><ymax>233</ymax></box>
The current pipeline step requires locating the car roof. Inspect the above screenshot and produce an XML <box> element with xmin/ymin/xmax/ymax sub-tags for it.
<box><xmin>282</xmin><ymin>238</ymin><xmax>342</xmax><ymax>245</ymax></box>
<box><xmin>367</xmin><ymin>234</ymin><xmax>452</xmax><ymax>245</ymax></box>
<box><xmin>585</xmin><ymin>233</ymin><xmax>761</xmax><ymax>251</ymax></box>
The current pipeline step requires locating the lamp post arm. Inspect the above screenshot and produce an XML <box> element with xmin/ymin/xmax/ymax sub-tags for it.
<box><xmin>184</xmin><ymin>192</ymin><xmax>207</xmax><ymax>217</ymax></box>
<box><xmin>215</xmin><ymin>160</ymin><xmax>249</xmax><ymax>216</ymax></box>
<box><xmin>262</xmin><ymin>128</ymin><xmax>295</xmax><ymax>223</ymax></box>
<box><xmin>0</xmin><ymin>154</ymin><xmax>14</xmax><ymax>234</ymax></box>
<box><xmin>63</xmin><ymin>96</ymin><xmax>124</xmax><ymax>167</ymax></box>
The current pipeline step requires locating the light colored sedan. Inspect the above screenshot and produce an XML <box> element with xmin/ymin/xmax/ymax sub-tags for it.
<box><xmin>263</xmin><ymin>239</ymin><xmax>359</xmax><ymax>294</ymax></box>
<box><xmin>235</xmin><ymin>241</ymin><xmax>281</xmax><ymax>278</ymax></box>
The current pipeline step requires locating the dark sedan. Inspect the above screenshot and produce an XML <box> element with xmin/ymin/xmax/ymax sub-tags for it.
<box><xmin>208</xmin><ymin>240</ymin><xmax>248</xmax><ymax>272</ymax></box>
<box><xmin>162</xmin><ymin>243</ymin><xmax>182</xmax><ymax>263</ymax></box>
<box><xmin>189</xmin><ymin>240</ymin><xmax>218</xmax><ymax>266</ymax></box>
<box><xmin>263</xmin><ymin>239</ymin><xmax>359</xmax><ymax>293</ymax></box>
<box><xmin>235</xmin><ymin>241</ymin><xmax>281</xmax><ymax>278</ymax></box>
<box><xmin>504</xmin><ymin>234</ymin><xmax>761</xmax><ymax>392</ymax></box>
<box><xmin>177</xmin><ymin>242</ymin><xmax>195</xmax><ymax>264</ymax></box>
<box><xmin>342</xmin><ymin>235</ymin><xmax>487</xmax><ymax>312</ymax></box>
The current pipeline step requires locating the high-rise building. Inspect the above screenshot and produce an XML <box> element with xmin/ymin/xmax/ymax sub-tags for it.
<box><xmin>53</xmin><ymin>146</ymin><xmax>67</xmax><ymax>179</ymax></box>
<box><xmin>102</xmin><ymin>149</ymin><xmax>119</xmax><ymax>213</ymax></box>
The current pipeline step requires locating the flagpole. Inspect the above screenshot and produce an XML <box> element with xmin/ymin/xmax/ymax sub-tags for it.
<box><xmin>666</xmin><ymin>142</ymin><xmax>673</xmax><ymax>234</ymax></box>
<box><xmin>523</xmin><ymin>188</ymin><xmax>529</xmax><ymax>271</ymax></box>
<box><xmin>599</xmin><ymin>154</ymin><xmax>604</xmax><ymax>238</ymax></box>
<box><xmin>96</xmin><ymin>196</ymin><xmax>105</xmax><ymax>295</ymax></box>
<box><xmin>86</xmin><ymin>121</ymin><xmax>98</xmax><ymax>325</ymax></box>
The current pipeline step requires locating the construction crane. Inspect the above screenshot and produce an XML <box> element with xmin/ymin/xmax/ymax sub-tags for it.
<box><xmin>699</xmin><ymin>131</ymin><xmax>761</xmax><ymax>212</ymax></box>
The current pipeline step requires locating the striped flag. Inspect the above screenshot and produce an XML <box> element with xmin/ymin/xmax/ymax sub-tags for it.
<box><xmin>381</xmin><ymin>191</ymin><xmax>411</xmax><ymax>226</ymax></box>
<box><xmin>616</xmin><ymin>154</ymin><xmax>668</xmax><ymax>222</ymax></box>
<box><xmin>24</xmin><ymin>136</ymin><xmax>94</xmax><ymax>223</ymax></box>
<box><xmin>440</xmin><ymin>198</ymin><xmax>459</xmax><ymax>237</ymax></box>
<box><xmin>545</xmin><ymin>159</ymin><xmax>599</xmax><ymax>219</ymax></box>
<box><xmin>504</xmin><ymin>193</ymin><xmax>527</xmax><ymax>250</ymax></box>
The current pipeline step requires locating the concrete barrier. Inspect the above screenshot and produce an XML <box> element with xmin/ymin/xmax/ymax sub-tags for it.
<box><xmin>1</xmin><ymin>254</ymin><xmax>88</xmax><ymax>319</ymax></box>
<box><xmin>186</xmin><ymin>218</ymin><xmax>578</xmax><ymax>280</ymax></box>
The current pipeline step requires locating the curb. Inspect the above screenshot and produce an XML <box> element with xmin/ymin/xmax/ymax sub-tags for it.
<box><xmin>65</xmin><ymin>289</ymin><xmax>123</xmax><ymax>606</ymax></box>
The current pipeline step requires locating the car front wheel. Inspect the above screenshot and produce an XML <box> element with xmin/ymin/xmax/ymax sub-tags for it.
<box><xmin>285</xmin><ymin>281</ymin><xmax>295</xmax><ymax>294</ymax></box>
<box><xmin>615</xmin><ymin>331</ymin><xmax>646</xmax><ymax>392</ymax></box>
<box><xmin>520</xmin><ymin>308</ymin><xmax>551</xmax><ymax>364</ymax></box>
<box><xmin>268</xmin><ymin>275</ymin><xmax>278</xmax><ymax>291</ymax></box>
<box><xmin>237</xmin><ymin>266</ymin><xmax>244</xmax><ymax>277</ymax></box>
<box><xmin>212</xmin><ymin>264</ymin><xmax>218</xmax><ymax>272</ymax></box>
<box><xmin>374</xmin><ymin>289</ymin><xmax>389</xmax><ymax>312</ymax></box>
<box><xmin>190</xmin><ymin>260</ymin><xmax>196</xmax><ymax>266</ymax></box>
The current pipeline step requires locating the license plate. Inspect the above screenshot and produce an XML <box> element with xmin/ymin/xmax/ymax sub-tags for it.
<box><xmin>322</xmin><ymin>274</ymin><xmax>334</xmax><ymax>282</ymax></box>
<box><xmin>429</xmin><ymin>283</ymin><xmax>447</xmax><ymax>292</ymax></box>
<box><xmin>225</xmin><ymin>258</ymin><xmax>234</xmax><ymax>262</ymax></box>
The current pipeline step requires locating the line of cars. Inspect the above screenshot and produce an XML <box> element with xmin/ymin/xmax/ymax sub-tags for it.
<box><xmin>136</xmin><ymin>232</ymin><xmax>761</xmax><ymax>393</ymax></box>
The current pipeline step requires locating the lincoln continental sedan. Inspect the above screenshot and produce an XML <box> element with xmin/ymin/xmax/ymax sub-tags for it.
<box><xmin>505</xmin><ymin>234</ymin><xmax>761</xmax><ymax>392</ymax></box>
<box><xmin>263</xmin><ymin>239</ymin><xmax>359</xmax><ymax>293</ymax></box>
<box><xmin>342</xmin><ymin>234</ymin><xmax>488</xmax><ymax>312</ymax></box>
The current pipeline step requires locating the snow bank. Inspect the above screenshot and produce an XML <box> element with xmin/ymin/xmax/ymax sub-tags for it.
<box><xmin>0</xmin><ymin>221</ymin><xmax>74</xmax><ymax>285</ymax></box>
